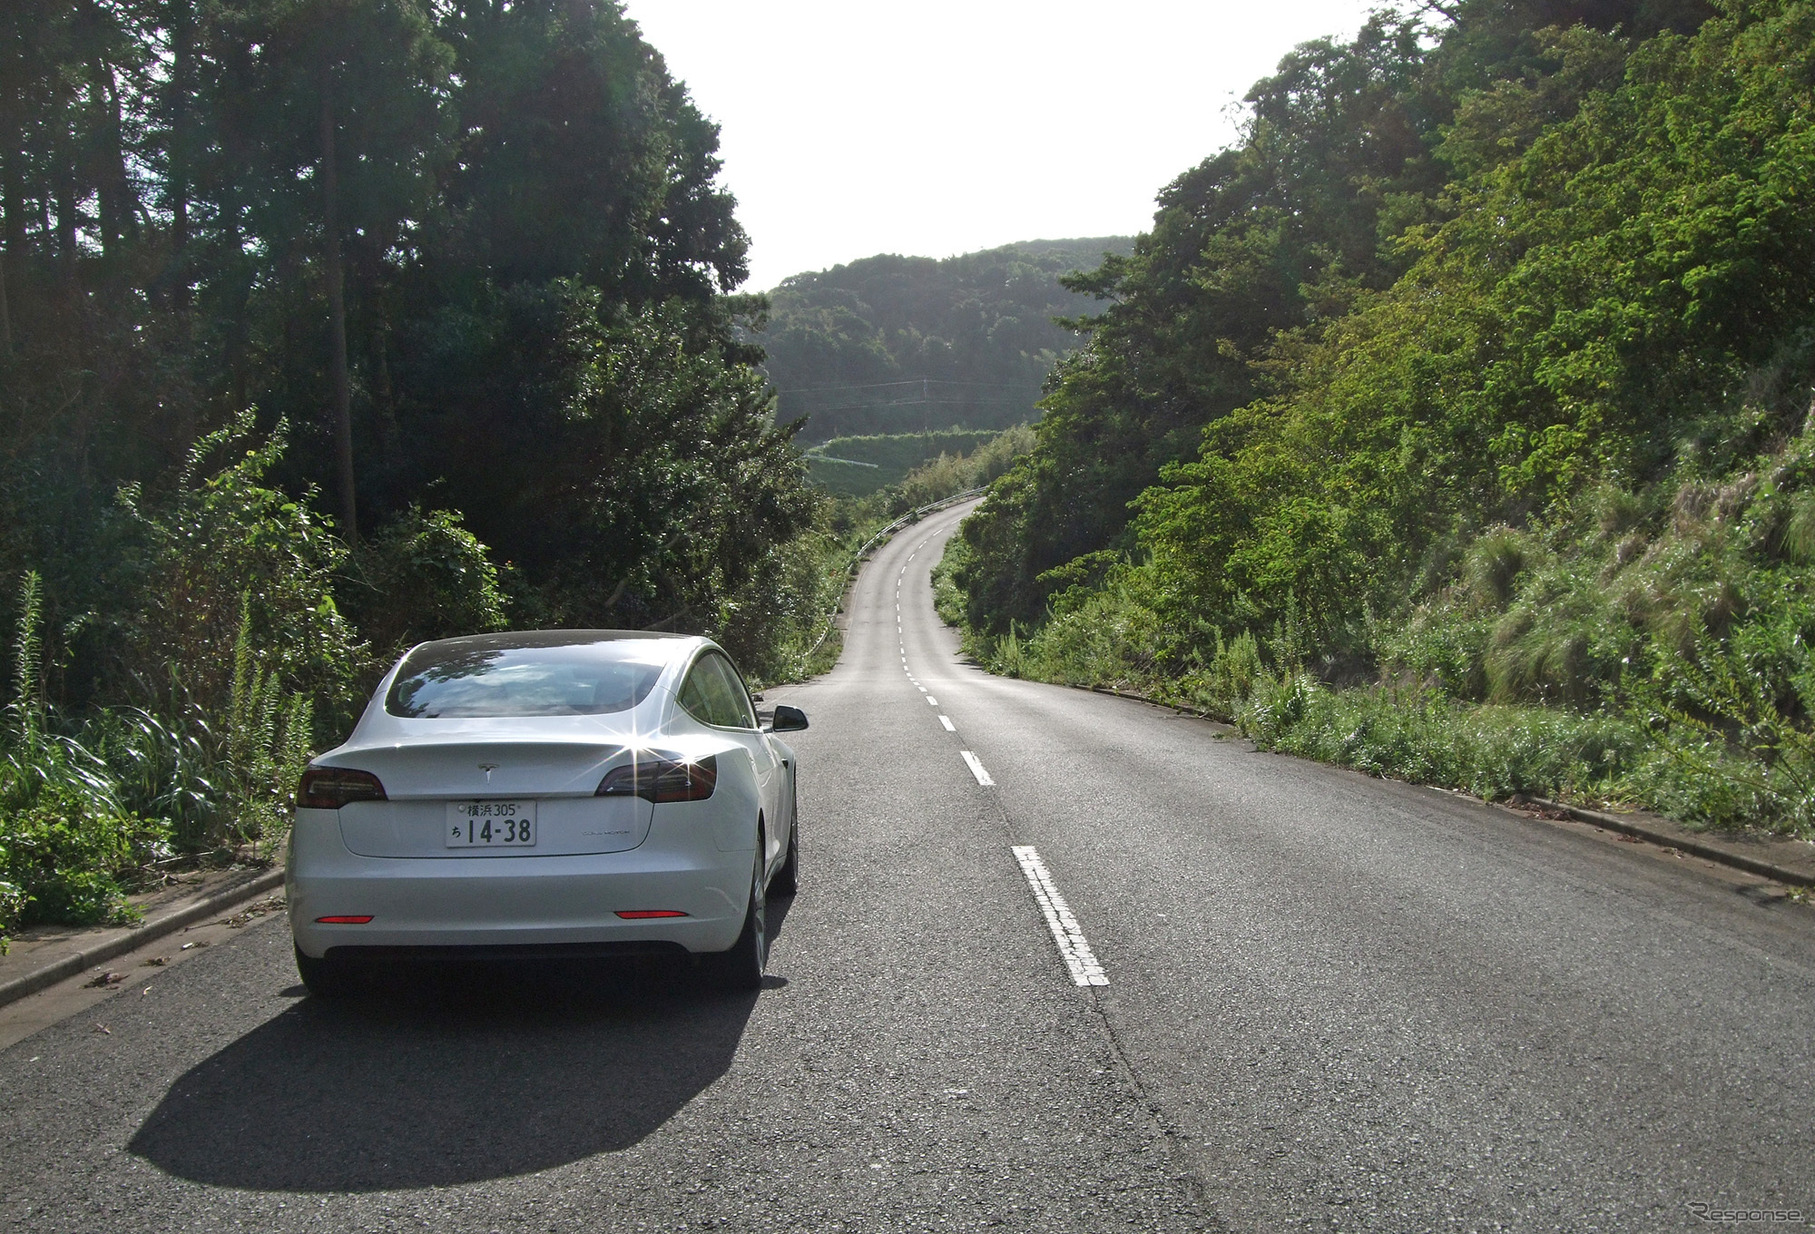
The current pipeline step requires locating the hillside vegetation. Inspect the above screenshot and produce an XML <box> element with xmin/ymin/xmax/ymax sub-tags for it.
<box><xmin>759</xmin><ymin>239</ymin><xmax>1131</xmax><ymax>442</ymax></box>
<box><xmin>942</xmin><ymin>0</ymin><xmax>1815</xmax><ymax>833</ymax></box>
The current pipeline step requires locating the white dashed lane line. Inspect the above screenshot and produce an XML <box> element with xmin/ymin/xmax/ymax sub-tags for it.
<box><xmin>1012</xmin><ymin>846</ymin><xmax>1108</xmax><ymax>987</ymax></box>
<box><xmin>898</xmin><ymin>540</ymin><xmax>970</xmax><ymax>764</ymax></box>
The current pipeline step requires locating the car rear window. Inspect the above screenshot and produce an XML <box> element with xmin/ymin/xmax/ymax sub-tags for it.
<box><xmin>385</xmin><ymin>637</ymin><xmax>669</xmax><ymax>718</ymax></box>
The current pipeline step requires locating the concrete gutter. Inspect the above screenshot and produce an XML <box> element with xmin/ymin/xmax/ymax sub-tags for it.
<box><xmin>1529</xmin><ymin>797</ymin><xmax>1815</xmax><ymax>889</ymax></box>
<box><xmin>0</xmin><ymin>864</ymin><xmax>285</xmax><ymax>1010</ymax></box>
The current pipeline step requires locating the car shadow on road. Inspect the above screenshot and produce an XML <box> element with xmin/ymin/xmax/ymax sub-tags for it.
<box><xmin>126</xmin><ymin>896</ymin><xmax>796</xmax><ymax>1192</ymax></box>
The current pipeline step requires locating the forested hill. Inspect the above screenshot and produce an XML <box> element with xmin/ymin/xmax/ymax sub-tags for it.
<box><xmin>946</xmin><ymin>0</ymin><xmax>1815</xmax><ymax>833</ymax></box>
<box><xmin>758</xmin><ymin>238</ymin><xmax>1132</xmax><ymax>442</ymax></box>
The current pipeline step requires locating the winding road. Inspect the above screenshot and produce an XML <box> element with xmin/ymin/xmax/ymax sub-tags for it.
<box><xmin>4</xmin><ymin>499</ymin><xmax>1813</xmax><ymax>1231</ymax></box>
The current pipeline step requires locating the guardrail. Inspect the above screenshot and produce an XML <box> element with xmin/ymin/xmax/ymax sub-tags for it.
<box><xmin>803</xmin><ymin>487</ymin><xmax>986</xmax><ymax>662</ymax></box>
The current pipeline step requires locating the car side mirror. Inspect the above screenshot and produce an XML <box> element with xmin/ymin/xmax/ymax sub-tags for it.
<box><xmin>769</xmin><ymin>704</ymin><xmax>809</xmax><ymax>733</ymax></box>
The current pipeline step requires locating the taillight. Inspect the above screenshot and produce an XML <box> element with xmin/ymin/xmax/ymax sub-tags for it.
<box><xmin>595</xmin><ymin>753</ymin><xmax>717</xmax><ymax>802</ymax></box>
<box><xmin>297</xmin><ymin>767</ymin><xmax>388</xmax><ymax>809</ymax></box>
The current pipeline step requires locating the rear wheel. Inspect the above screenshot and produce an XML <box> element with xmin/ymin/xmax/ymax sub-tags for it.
<box><xmin>771</xmin><ymin>793</ymin><xmax>799</xmax><ymax>898</ymax></box>
<box><xmin>708</xmin><ymin>847</ymin><xmax>767</xmax><ymax>991</ymax></box>
<box><xmin>294</xmin><ymin>945</ymin><xmax>355</xmax><ymax>998</ymax></box>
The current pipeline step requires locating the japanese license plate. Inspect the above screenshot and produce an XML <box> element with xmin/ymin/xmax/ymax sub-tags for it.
<box><xmin>446</xmin><ymin>800</ymin><xmax>537</xmax><ymax>847</ymax></box>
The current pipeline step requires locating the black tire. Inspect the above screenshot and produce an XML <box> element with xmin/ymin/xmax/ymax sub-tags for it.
<box><xmin>708</xmin><ymin>847</ymin><xmax>767</xmax><ymax>991</ymax></box>
<box><xmin>770</xmin><ymin>793</ymin><xmax>799</xmax><ymax>898</ymax></box>
<box><xmin>295</xmin><ymin>945</ymin><xmax>355</xmax><ymax>998</ymax></box>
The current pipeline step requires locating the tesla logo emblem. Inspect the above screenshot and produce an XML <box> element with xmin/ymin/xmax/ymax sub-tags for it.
<box><xmin>478</xmin><ymin>763</ymin><xmax>499</xmax><ymax>782</ymax></box>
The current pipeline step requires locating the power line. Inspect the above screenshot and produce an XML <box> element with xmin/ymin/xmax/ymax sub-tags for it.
<box><xmin>777</xmin><ymin>397</ymin><xmax>1040</xmax><ymax>416</ymax></box>
<box><xmin>773</xmin><ymin>377</ymin><xmax>1044</xmax><ymax>396</ymax></box>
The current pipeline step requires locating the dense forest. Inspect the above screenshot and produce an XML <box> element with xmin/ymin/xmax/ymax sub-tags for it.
<box><xmin>0</xmin><ymin>0</ymin><xmax>833</xmax><ymax>934</ymax></box>
<box><xmin>943</xmin><ymin>0</ymin><xmax>1815</xmax><ymax>833</ymax></box>
<box><xmin>759</xmin><ymin>239</ymin><xmax>1131</xmax><ymax>442</ymax></box>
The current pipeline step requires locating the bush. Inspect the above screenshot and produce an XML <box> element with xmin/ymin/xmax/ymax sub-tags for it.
<box><xmin>717</xmin><ymin>518</ymin><xmax>848</xmax><ymax>686</ymax></box>
<box><xmin>84</xmin><ymin>705</ymin><xmax>220</xmax><ymax>851</ymax></box>
<box><xmin>0</xmin><ymin>575</ymin><xmax>168</xmax><ymax>938</ymax></box>
<box><xmin>113</xmin><ymin>411</ymin><xmax>364</xmax><ymax>737</ymax></box>
<box><xmin>1232</xmin><ymin>676</ymin><xmax>1641</xmax><ymax>804</ymax></box>
<box><xmin>342</xmin><ymin>506</ymin><xmax>509</xmax><ymax>659</ymax></box>
<box><xmin>1196</xmin><ymin>630</ymin><xmax>1265</xmax><ymax>716</ymax></box>
<box><xmin>0</xmin><ymin>784</ymin><xmax>162</xmax><ymax>927</ymax></box>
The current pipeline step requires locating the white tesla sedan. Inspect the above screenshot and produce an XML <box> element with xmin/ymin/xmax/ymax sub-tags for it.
<box><xmin>286</xmin><ymin>630</ymin><xmax>805</xmax><ymax>995</ymax></box>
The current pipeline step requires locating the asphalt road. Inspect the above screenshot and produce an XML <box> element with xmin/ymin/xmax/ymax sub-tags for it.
<box><xmin>5</xmin><ymin>500</ymin><xmax>1814</xmax><ymax>1232</ymax></box>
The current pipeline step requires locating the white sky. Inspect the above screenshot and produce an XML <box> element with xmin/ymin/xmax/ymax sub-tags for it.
<box><xmin>623</xmin><ymin>0</ymin><xmax>1387</xmax><ymax>291</ymax></box>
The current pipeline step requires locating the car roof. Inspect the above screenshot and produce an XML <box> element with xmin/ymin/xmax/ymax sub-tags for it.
<box><xmin>402</xmin><ymin>630</ymin><xmax>701</xmax><ymax>658</ymax></box>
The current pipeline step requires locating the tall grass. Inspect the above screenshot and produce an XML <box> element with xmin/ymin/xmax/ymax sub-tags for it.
<box><xmin>0</xmin><ymin>574</ymin><xmax>323</xmax><ymax>943</ymax></box>
<box><xmin>0</xmin><ymin>574</ymin><xmax>168</xmax><ymax>939</ymax></box>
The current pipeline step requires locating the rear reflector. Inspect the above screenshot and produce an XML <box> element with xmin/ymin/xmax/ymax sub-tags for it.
<box><xmin>298</xmin><ymin>767</ymin><xmax>387</xmax><ymax>810</ymax></box>
<box><xmin>615</xmin><ymin>910</ymin><xmax>688</xmax><ymax>919</ymax></box>
<box><xmin>315</xmin><ymin>915</ymin><xmax>374</xmax><ymax>924</ymax></box>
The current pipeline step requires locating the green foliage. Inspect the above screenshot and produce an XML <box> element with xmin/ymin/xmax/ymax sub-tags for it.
<box><xmin>885</xmin><ymin>425</ymin><xmax>1036</xmax><ymax>514</ymax></box>
<box><xmin>84</xmin><ymin>707</ymin><xmax>221</xmax><ymax>852</ymax></box>
<box><xmin>1203</xmin><ymin>631</ymin><xmax>1266</xmax><ymax>715</ymax></box>
<box><xmin>723</xmin><ymin>521</ymin><xmax>856</xmax><ymax>686</ymax></box>
<box><xmin>956</xmin><ymin>12</ymin><xmax>1445</xmax><ymax>632</ymax></box>
<box><xmin>1135</xmin><ymin>0</ymin><xmax>1815</xmax><ymax>653</ymax></box>
<box><xmin>398</xmin><ymin>288</ymin><xmax>817</xmax><ymax>643</ymax></box>
<box><xmin>114</xmin><ymin>412</ymin><xmax>362</xmax><ymax>735</ymax></box>
<box><xmin>946</xmin><ymin>558</ymin><xmax>1186</xmax><ymax>694</ymax></box>
<box><xmin>0</xmin><ymin>0</ymin><xmax>810</xmax><ymax>687</ymax></box>
<box><xmin>0</xmin><ymin>785</ymin><xmax>154</xmax><ymax>929</ymax></box>
<box><xmin>224</xmin><ymin>596</ymin><xmax>314</xmax><ymax>858</ymax></box>
<box><xmin>1006</xmin><ymin>572</ymin><xmax>1171</xmax><ymax>690</ymax></box>
<box><xmin>1232</xmin><ymin>677</ymin><xmax>1642</xmax><ymax>805</ymax></box>
<box><xmin>0</xmin><ymin>576</ymin><xmax>167</xmax><ymax>939</ymax></box>
<box><xmin>932</xmin><ymin>544</ymin><xmax>969</xmax><ymax>630</ymax></box>
<box><xmin>344</xmin><ymin>507</ymin><xmax>509</xmax><ymax>658</ymax></box>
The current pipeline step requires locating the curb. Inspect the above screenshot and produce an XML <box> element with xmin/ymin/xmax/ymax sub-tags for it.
<box><xmin>0</xmin><ymin>865</ymin><xmax>286</xmax><ymax>1010</ymax></box>
<box><xmin>1084</xmin><ymin>683</ymin><xmax>1215</xmax><ymax>720</ymax></box>
<box><xmin>1529</xmin><ymin>798</ymin><xmax>1815</xmax><ymax>889</ymax></box>
<box><xmin>1063</xmin><ymin>684</ymin><xmax>1815</xmax><ymax>890</ymax></box>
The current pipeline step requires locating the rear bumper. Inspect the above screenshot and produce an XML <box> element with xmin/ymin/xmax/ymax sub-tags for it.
<box><xmin>287</xmin><ymin>811</ymin><xmax>752</xmax><ymax>959</ymax></box>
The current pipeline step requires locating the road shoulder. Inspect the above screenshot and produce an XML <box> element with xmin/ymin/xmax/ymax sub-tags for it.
<box><xmin>0</xmin><ymin>862</ymin><xmax>285</xmax><ymax>1014</ymax></box>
